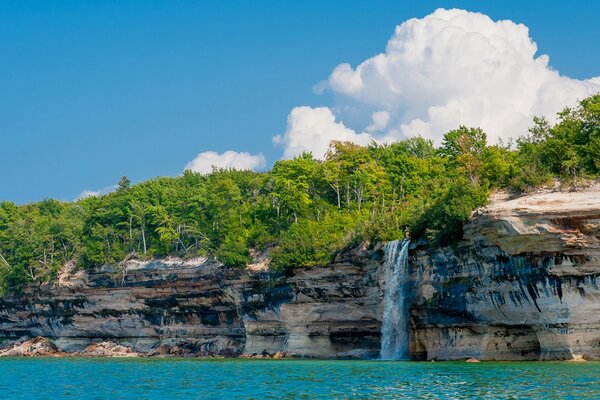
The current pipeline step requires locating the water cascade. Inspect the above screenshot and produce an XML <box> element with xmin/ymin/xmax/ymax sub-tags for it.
<box><xmin>380</xmin><ymin>239</ymin><xmax>411</xmax><ymax>360</ymax></box>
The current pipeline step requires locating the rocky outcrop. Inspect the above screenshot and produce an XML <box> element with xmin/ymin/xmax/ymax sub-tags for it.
<box><xmin>0</xmin><ymin>337</ymin><xmax>66</xmax><ymax>357</ymax></box>
<box><xmin>0</xmin><ymin>337</ymin><xmax>140</xmax><ymax>357</ymax></box>
<box><xmin>0</xmin><ymin>257</ymin><xmax>247</xmax><ymax>357</ymax></box>
<box><xmin>0</xmin><ymin>253</ymin><xmax>383</xmax><ymax>358</ymax></box>
<box><xmin>465</xmin><ymin>188</ymin><xmax>600</xmax><ymax>259</ymax></box>
<box><xmin>411</xmin><ymin>184</ymin><xmax>600</xmax><ymax>361</ymax></box>
<box><xmin>82</xmin><ymin>341</ymin><xmax>139</xmax><ymax>357</ymax></box>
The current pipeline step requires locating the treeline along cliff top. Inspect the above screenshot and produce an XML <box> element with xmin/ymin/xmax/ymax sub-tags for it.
<box><xmin>0</xmin><ymin>95</ymin><xmax>599</xmax><ymax>294</ymax></box>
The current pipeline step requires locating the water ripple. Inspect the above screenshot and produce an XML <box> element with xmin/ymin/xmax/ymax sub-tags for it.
<box><xmin>0</xmin><ymin>358</ymin><xmax>599</xmax><ymax>399</ymax></box>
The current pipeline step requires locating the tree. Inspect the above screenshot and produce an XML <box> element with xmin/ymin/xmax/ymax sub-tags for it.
<box><xmin>321</xmin><ymin>161</ymin><xmax>343</xmax><ymax>209</ymax></box>
<box><xmin>270</xmin><ymin>153</ymin><xmax>317</xmax><ymax>223</ymax></box>
<box><xmin>117</xmin><ymin>176</ymin><xmax>131</xmax><ymax>191</ymax></box>
<box><xmin>129</xmin><ymin>200</ymin><xmax>148</xmax><ymax>254</ymax></box>
<box><xmin>325</xmin><ymin>141</ymin><xmax>372</xmax><ymax>209</ymax></box>
<box><xmin>442</xmin><ymin>126</ymin><xmax>487</xmax><ymax>185</ymax></box>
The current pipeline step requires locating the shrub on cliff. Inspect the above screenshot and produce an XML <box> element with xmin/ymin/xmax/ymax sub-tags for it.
<box><xmin>216</xmin><ymin>235</ymin><xmax>252</xmax><ymax>268</ymax></box>
<box><xmin>269</xmin><ymin>212</ymin><xmax>357</xmax><ymax>271</ymax></box>
<box><xmin>414</xmin><ymin>178</ymin><xmax>489</xmax><ymax>246</ymax></box>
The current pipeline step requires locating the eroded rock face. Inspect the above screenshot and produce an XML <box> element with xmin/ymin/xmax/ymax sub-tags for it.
<box><xmin>411</xmin><ymin>184</ymin><xmax>600</xmax><ymax>360</ymax></box>
<box><xmin>0</xmin><ymin>258</ymin><xmax>248</xmax><ymax>357</ymax></box>
<box><xmin>465</xmin><ymin>186</ymin><xmax>600</xmax><ymax>262</ymax></box>
<box><xmin>3</xmin><ymin>185</ymin><xmax>600</xmax><ymax>360</ymax></box>
<box><xmin>242</xmin><ymin>256</ymin><xmax>382</xmax><ymax>358</ymax></box>
<box><xmin>0</xmin><ymin>254</ymin><xmax>383</xmax><ymax>358</ymax></box>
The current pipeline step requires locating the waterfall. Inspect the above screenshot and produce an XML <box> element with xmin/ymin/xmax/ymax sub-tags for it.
<box><xmin>380</xmin><ymin>239</ymin><xmax>411</xmax><ymax>360</ymax></box>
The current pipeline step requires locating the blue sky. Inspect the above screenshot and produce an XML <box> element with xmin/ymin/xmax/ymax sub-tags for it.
<box><xmin>2</xmin><ymin>1</ymin><xmax>600</xmax><ymax>204</ymax></box>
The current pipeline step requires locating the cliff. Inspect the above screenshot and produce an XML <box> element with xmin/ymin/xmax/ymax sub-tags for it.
<box><xmin>411</xmin><ymin>183</ymin><xmax>600</xmax><ymax>360</ymax></box>
<box><xmin>2</xmin><ymin>184</ymin><xmax>600</xmax><ymax>360</ymax></box>
<box><xmin>0</xmin><ymin>251</ymin><xmax>382</xmax><ymax>358</ymax></box>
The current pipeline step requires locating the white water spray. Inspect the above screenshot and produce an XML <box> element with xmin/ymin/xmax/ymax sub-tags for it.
<box><xmin>380</xmin><ymin>239</ymin><xmax>411</xmax><ymax>360</ymax></box>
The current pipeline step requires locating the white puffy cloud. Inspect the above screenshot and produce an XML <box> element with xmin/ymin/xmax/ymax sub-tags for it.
<box><xmin>367</xmin><ymin>111</ymin><xmax>391</xmax><ymax>133</ymax></box>
<box><xmin>273</xmin><ymin>106</ymin><xmax>373</xmax><ymax>160</ymax></box>
<box><xmin>275</xmin><ymin>8</ymin><xmax>600</xmax><ymax>158</ymax></box>
<box><xmin>184</xmin><ymin>150</ymin><xmax>266</xmax><ymax>174</ymax></box>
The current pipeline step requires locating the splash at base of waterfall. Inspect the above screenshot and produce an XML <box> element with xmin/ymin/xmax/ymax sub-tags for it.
<box><xmin>380</xmin><ymin>239</ymin><xmax>411</xmax><ymax>360</ymax></box>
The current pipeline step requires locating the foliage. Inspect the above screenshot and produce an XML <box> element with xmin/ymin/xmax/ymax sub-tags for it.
<box><xmin>270</xmin><ymin>212</ymin><xmax>359</xmax><ymax>271</ymax></box>
<box><xmin>1</xmin><ymin>95</ymin><xmax>600</xmax><ymax>292</ymax></box>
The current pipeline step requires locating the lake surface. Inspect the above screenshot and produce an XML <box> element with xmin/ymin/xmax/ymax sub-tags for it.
<box><xmin>1</xmin><ymin>358</ymin><xmax>599</xmax><ymax>399</ymax></box>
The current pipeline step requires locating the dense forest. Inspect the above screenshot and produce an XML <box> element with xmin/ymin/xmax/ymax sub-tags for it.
<box><xmin>0</xmin><ymin>95</ymin><xmax>599</xmax><ymax>294</ymax></box>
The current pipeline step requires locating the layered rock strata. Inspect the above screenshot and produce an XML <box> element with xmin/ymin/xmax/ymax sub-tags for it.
<box><xmin>0</xmin><ymin>254</ymin><xmax>382</xmax><ymax>358</ymax></box>
<box><xmin>2</xmin><ymin>185</ymin><xmax>600</xmax><ymax>360</ymax></box>
<box><xmin>411</xmin><ymin>185</ymin><xmax>600</xmax><ymax>360</ymax></box>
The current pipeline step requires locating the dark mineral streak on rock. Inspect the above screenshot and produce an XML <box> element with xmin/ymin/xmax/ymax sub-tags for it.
<box><xmin>411</xmin><ymin>187</ymin><xmax>600</xmax><ymax>361</ymax></box>
<box><xmin>0</xmin><ymin>254</ymin><xmax>384</xmax><ymax>358</ymax></box>
<box><xmin>2</xmin><ymin>187</ymin><xmax>600</xmax><ymax>360</ymax></box>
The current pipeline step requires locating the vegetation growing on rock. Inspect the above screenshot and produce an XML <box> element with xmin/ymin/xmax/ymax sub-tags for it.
<box><xmin>0</xmin><ymin>95</ymin><xmax>599</xmax><ymax>293</ymax></box>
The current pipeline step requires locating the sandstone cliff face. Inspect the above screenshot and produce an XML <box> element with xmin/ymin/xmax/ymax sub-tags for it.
<box><xmin>0</xmin><ymin>253</ymin><xmax>383</xmax><ymax>358</ymax></box>
<box><xmin>2</xmin><ymin>185</ymin><xmax>600</xmax><ymax>360</ymax></box>
<box><xmin>411</xmin><ymin>184</ymin><xmax>600</xmax><ymax>360</ymax></box>
<box><xmin>242</xmin><ymin>253</ymin><xmax>382</xmax><ymax>358</ymax></box>
<box><xmin>0</xmin><ymin>258</ymin><xmax>247</xmax><ymax>356</ymax></box>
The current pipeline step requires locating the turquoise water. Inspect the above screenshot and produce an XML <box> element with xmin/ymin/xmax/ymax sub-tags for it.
<box><xmin>1</xmin><ymin>359</ymin><xmax>599</xmax><ymax>399</ymax></box>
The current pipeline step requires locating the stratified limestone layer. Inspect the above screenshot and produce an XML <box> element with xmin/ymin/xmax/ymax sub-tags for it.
<box><xmin>0</xmin><ymin>254</ymin><xmax>383</xmax><ymax>358</ymax></box>
<box><xmin>242</xmin><ymin>261</ymin><xmax>382</xmax><ymax>358</ymax></box>
<box><xmin>411</xmin><ymin>184</ymin><xmax>600</xmax><ymax>360</ymax></box>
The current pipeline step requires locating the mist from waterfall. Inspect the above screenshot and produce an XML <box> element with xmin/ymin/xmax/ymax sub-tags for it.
<box><xmin>380</xmin><ymin>239</ymin><xmax>411</xmax><ymax>360</ymax></box>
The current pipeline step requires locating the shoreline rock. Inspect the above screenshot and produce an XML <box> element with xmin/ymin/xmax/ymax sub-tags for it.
<box><xmin>0</xmin><ymin>337</ymin><xmax>67</xmax><ymax>357</ymax></box>
<box><xmin>81</xmin><ymin>341</ymin><xmax>140</xmax><ymax>357</ymax></box>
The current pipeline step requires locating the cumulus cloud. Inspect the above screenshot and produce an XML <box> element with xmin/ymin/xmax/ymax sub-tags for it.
<box><xmin>367</xmin><ymin>111</ymin><xmax>391</xmax><ymax>133</ymax></box>
<box><xmin>275</xmin><ymin>8</ymin><xmax>600</xmax><ymax>159</ymax></box>
<box><xmin>184</xmin><ymin>150</ymin><xmax>266</xmax><ymax>174</ymax></box>
<box><xmin>273</xmin><ymin>106</ymin><xmax>373</xmax><ymax>159</ymax></box>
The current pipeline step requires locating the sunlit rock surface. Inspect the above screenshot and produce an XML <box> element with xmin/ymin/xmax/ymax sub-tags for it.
<box><xmin>0</xmin><ymin>258</ymin><xmax>248</xmax><ymax>356</ymax></box>
<box><xmin>412</xmin><ymin>183</ymin><xmax>600</xmax><ymax>360</ymax></box>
